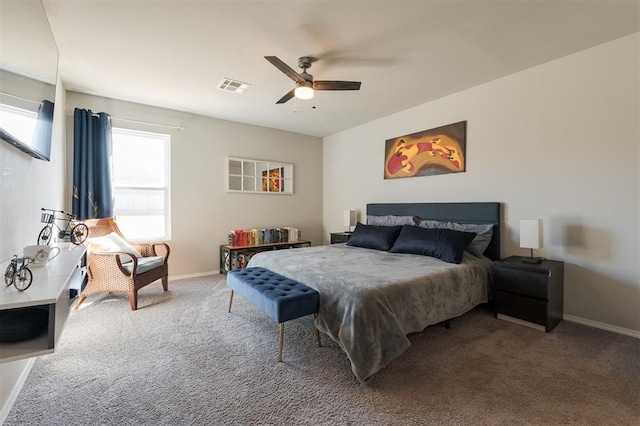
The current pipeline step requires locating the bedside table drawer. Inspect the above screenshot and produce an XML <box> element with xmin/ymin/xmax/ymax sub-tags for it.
<box><xmin>495</xmin><ymin>290</ymin><xmax>547</xmax><ymax>326</ymax></box>
<box><xmin>330</xmin><ymin>233</ymin><xmax>352</xmax><ymax>244</ymax></box>
<box><xmin>495</xmin><ymin>266</ymin><xmax>549</xmax><ymax>300</ymax></box>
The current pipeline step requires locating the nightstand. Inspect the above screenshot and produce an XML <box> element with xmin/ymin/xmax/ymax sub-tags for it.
<box><xmin>330</xmin><ymin>232</ymin><xmax>353</xmax><ymax>244</ymax></box>
<box><xmin>494</xmin><ymin>256</ymin><xmax>564</xmax><ymax>332</ymax></box>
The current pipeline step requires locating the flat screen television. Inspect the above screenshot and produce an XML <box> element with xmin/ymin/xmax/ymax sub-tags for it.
<box><xmin>0</xmin><ymin>0</ymin><xmax>58</xmax><ymax>161</ymax></box>
<box><xmin>0</xmin><ymin>87</ymin><xmax>54</xmax><ymax>161</ymax></box>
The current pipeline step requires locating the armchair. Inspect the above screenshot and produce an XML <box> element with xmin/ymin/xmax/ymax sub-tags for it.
<box><xmin>76</xmin><ymin>218</ymin><xmax>170</xmax><ymax>311</ymax></box>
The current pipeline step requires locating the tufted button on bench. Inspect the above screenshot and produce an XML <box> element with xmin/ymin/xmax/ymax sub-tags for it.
<box><xmin>226</xmin><ymin>267</ymin><xmax>321</xmax><ymax>361</ymax></box>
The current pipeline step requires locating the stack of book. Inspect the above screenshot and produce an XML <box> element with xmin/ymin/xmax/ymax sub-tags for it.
<box><xmin>222</xmin><ymin>251</ymin><xmax>258</xmax><ymax>271</ymax></box>
<box><xmin>228</xmin><ymin>227</ymin><xmax>301</xmax><ymax>247</ymax></box>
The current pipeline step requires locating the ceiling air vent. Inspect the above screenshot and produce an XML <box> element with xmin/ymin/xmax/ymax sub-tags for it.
<box><xmin>217</xmin><ymin>78</ymin><xmax>250</xmax><ymax>94</ymax></box>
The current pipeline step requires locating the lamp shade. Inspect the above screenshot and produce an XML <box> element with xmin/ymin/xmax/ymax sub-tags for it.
<box><xmin>344</xmin><ymin>210</ymin><xmax>357</xmax><ymax>231</ymax></box>
<box><xmin>294</xmin><ymin>81</ymin><xmax>314</xmax><ymax>100</ymax></box>
<box><xmin>520</xmin><ymin>219</ymin><xmax>541</xmax><ymax>249</ymax></box>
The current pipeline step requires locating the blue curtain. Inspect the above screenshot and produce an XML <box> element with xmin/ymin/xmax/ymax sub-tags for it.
<box><xmin>72</xmin><ymin>108</ymin><xmax>113</xmax><ymax>220</ymax></box>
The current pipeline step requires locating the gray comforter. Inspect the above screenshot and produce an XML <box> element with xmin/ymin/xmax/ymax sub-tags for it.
<box><xmin>247</xmin><ymin>243</ymin><xmax>493</xmax><ymax>382</ymax></box>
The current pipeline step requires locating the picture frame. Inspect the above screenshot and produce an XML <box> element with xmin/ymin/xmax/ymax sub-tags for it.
<box><xmin>384</xmin><ymin>121</ymin><xmax>466</xmax><ymax>179</ymax></box>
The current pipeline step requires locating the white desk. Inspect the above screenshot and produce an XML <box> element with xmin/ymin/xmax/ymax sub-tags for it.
<box><xmin>0</xmin><ymin>243</ymin><xmax>87</xmax><ymax>363</ymax></box>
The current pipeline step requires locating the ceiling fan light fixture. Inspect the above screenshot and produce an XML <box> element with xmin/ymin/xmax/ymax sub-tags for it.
<box><xmin>294</xmin><ymin>81</ymin><xmax>314</xmax><ymax>100</ymax></box>
<box><xmin>266</xmin><ymin>56</ymin><xmax>360</xmax><ymax>104</ymax></box>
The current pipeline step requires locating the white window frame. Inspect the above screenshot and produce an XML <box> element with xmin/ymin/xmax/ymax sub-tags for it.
<box><xmin>111</xmin><ymin>127</ymin><xmax>171</xmax><ymax>242</ymax></box>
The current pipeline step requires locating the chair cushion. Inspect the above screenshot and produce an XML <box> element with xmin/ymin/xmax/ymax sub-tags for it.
<box><xmin>121</xmin><ymin>256</ymin><xmax>165</xmax><ymax>275</ymax></box>
<box><xmin>90</xmin><ymin>232</ymin><xmax>142</xmax><ymax>258</ymax></box>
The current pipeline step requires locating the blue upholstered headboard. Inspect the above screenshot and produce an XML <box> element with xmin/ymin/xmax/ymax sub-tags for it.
<box><xmin>366</xmin><ymin>202</ymin><xmax>501</xmax><ymax>261</ymax></box>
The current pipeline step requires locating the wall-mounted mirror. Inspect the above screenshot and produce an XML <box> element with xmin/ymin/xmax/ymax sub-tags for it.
<box><xmin>227</xmin><ymin>157</ymin><xmax>293</xmax><ymax>194</ymax></box>
<box><xmin>0</xmin><ymin>0</ymin><xmax>58</xmax><ymax>161</ymax></box>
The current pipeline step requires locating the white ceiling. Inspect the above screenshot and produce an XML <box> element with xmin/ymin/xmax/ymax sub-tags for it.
<box><xmin>39</xmin><ymin>0</ymin><xmax>639</xmax><ymax>137</ymax></box>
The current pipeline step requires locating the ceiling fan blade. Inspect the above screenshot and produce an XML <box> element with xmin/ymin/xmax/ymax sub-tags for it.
<box><xmin>276</xmin><ymin>89</ymin><xmax>295</xmax><ymax>104</ymax></box>
<box><xmin>265</xmin><ymin>56</ymin><xmax>302</xmax><ymax>81</ymax></box>
<box><xmin>314</xmin><ymin>80</ymin><xmax>361</xmax><ymax>91</ymax></box>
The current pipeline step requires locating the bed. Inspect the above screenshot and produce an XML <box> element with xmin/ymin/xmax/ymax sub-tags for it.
<box><xmin>247</xmin><ymin>202</ymin><xmax>501</xmax><ymax>382</ymax></box>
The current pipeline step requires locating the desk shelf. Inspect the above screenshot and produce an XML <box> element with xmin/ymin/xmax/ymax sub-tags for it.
<box><xmin>1</xmin><ymin>243</ymin><xmax>87</xmax><ymax>363</ymax></box>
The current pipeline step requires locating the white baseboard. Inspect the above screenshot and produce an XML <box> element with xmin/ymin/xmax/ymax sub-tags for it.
<box><xmin>563</xmin><ymin>314</ymin><xmax>640</xmax><ymax>339</ymax></box>
<box><xmin>0</xmin><ymin>357</ymin><xmax>35</xmax><ymax>425</ymax></box>
<box><xmin>496</xmin><ymin>313</ymin><xmax>639</xmax><ymax>338</ymax></box>
<box><xmin>169</xmin><ymin>271</ymin><xmax>218</xmax><ymax>281</ymax></box>
<box><xmin>496</xmin><ymin>314</ymin><xmax>546</xmax><ymax>331</ymax></box>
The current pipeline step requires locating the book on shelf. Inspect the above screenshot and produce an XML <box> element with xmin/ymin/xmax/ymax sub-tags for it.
<box><xmin>227</xmin><ymin>227</ymin><xmax>301</xmax><ymax>247</ymax></box>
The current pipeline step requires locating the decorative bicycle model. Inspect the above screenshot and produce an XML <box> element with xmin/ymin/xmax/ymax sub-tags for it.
<box><xmin>4</xmin><ymin>255</ymin><xmax>35</xmax><ymax>291</ymax></box>
<box><xmin>37</xmin><ymin>208</ymin><xmax>89</xmax><ymax>246</ymax></box>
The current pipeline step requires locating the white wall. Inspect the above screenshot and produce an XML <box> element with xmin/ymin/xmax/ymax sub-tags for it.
<box><xmin>0</xmin><ymin>84</ymin><xmax>66</xmax><ymax>261</ymax></box>
<box><xmin>323</xmin><ymin>34</ymin><xmax>639</xmax><ymax>333</ymax></box>
<box><xmin>66</xmin><ymin>92</ymin><xmax>324</xmax><ymax>277</ymax></box>
<box><xmin>0</xmin><ymin>75</ymin><xmax>68</xmax><ymax>423</ymax></box>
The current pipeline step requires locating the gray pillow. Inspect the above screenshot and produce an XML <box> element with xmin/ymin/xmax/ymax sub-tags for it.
<box><xmin>366</xmin><ymin>215</ymin><xmax>418</xmax><ymax>227</ymax></box>
<box><xmin>416</xmin><ymin>219</ymin><xmax>493</xmax><ymax>257</ymax></box>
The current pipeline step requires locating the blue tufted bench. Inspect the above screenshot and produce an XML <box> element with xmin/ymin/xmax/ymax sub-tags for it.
<box><xmin>226</xmin><ymin>267</ymin><xmax>321</xmax><ymax>361</ymax></box>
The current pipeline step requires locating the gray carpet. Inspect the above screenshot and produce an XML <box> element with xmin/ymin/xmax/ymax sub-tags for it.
<box><xmin>5</xmin><ymin>275</ymin><xmax>639</xmax><ymax>425</ymax></box>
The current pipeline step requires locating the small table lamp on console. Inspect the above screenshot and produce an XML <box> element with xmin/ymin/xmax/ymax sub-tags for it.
<box><xmin>520</xmin><ymin>218</ymin><xmax>543</xmax><ymax>264</ymax></box>
<box><xmin>344</xmin><ymin>210</ymin><xmax>357</xmax><ymax>233</ymax></box>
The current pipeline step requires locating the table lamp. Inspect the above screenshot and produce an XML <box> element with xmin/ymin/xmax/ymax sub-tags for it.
<box><xmin>520</xmin><ymin>219</ymin><xmax>542</xmax><ymax>264</ymax></box>
<box><xmin>344</xmin><ymin>210</ymin><xmax>357</xmax><ymax>233</ymax></box>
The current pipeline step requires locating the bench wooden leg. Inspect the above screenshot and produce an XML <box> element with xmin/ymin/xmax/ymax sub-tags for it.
<box><xmin>228</xmin><ymin>290</ymin><xmax>234</xmax><ymax>313</ymax></box>
<box><xmin>278</xmin><ymin>323</ymin><xmax>284</xmax><ymax>362</ymax></box>
<box><xmin>312</xmin><ymin>314</ymin><xmax>321</xmax><ymax>347</ymax></box>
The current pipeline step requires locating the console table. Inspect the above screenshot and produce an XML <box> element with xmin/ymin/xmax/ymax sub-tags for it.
<box><xmin>220</xmin><ymin>240</ymin><xmax>311</xmax><ymax>274</ymax></box>
<box><xmin>0</xmin><ymin>243</ymin><xmax>87</xmax><ymax>363</ymax></box>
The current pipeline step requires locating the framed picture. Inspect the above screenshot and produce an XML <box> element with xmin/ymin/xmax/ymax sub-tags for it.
<box><xmin>262</xmin><ymin>167</ymin><xmax>283</xmax><ymax>192</ymax></box>
<box><xmin>384</xmin><ymin>121</ymin><xmax>466</xmax><ymax>179</ymax></box>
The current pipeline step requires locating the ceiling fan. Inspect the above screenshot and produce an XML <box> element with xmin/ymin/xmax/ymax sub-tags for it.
<box><xmin>265</xmin><ymin>56</ymin><xmax>361</xmax><ymax>104</ymax></box>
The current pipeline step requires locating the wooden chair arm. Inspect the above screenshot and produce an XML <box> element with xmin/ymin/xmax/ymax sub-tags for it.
<box><xmin>129</xmin><ymin>242</ymin><xmax>170</xmax><ymax>261</ymax></box>
<box><xmin>88</xmin><ymin>250</ymin><xmax>138</xmax><ymax>278</ymax></box>
<box><xmin>152</xmin><ymin>242</ymin><xmax>170</xmax><ymax>262</ymax></box>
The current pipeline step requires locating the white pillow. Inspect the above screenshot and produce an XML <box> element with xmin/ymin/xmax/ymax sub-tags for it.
<box><xmin>90</xmin><ymin>232</ymin><xmax>142</xmax><ymax>258</ymax></box>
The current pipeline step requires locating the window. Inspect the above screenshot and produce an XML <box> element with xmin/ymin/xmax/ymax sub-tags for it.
<box><xmin>111</xmin><ymin>128</ymin><xmax>170</xmax><ymax>241</ymax></box>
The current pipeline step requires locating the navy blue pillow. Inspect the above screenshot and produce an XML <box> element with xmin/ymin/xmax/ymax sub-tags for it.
<box><xmin>390</xmin><ymin>225</ymin><xmax>477</xmax><ymax>264</ymax></box>
<box><xmin>346</xmin><ymin>222</ymin><xmax>402</xmax><ymax>251</ymax></box>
